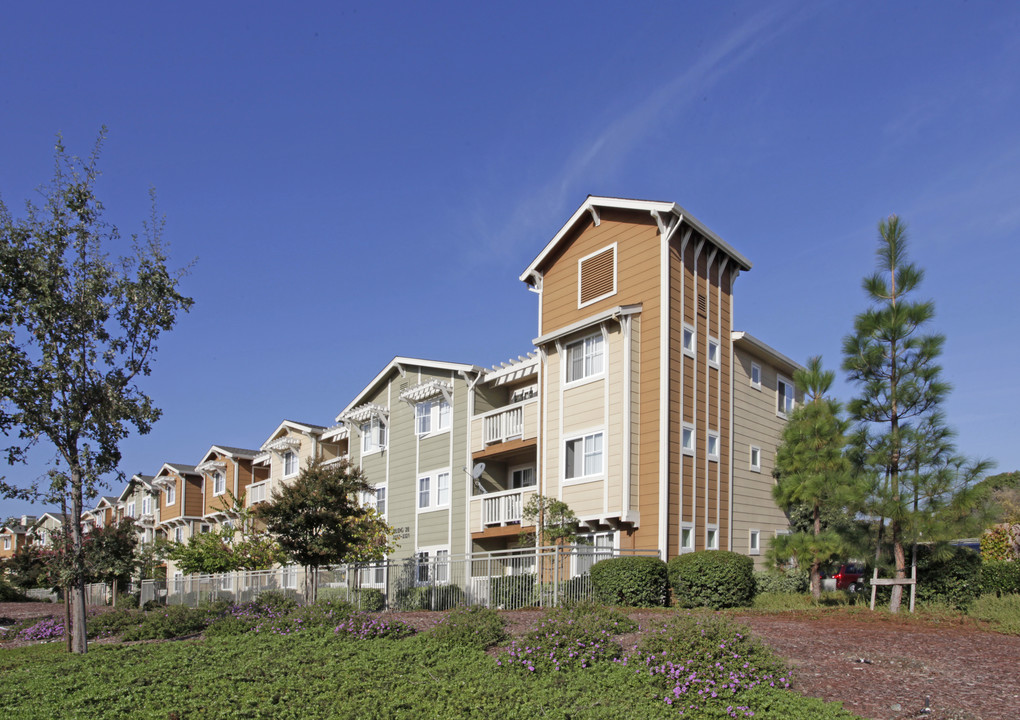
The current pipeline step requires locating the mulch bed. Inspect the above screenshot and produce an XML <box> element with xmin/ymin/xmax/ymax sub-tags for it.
<box><xmin>3</xmin><ymin>603</ymin><xmax>1018</xmax><ymax>719</ymax></box>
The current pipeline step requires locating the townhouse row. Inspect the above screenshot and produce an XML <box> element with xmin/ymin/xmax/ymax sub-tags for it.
<box><xmin>3</xmin><ymin>196</ymin><xmax>802</xmax><ymax>574</ymax></box>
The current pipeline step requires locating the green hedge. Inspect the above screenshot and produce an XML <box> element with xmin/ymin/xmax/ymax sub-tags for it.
<box><xmin>395</xmin><ymin>584</ymin><xmax>464</xmax><ymax>611</ymax></box>
<box><xmin>981</xmin><ymin>560</ymin><xmax>1020</xmax><ymax>596</ymax></box>
<box><xmin>489</xmin><ymin>575</ymin><xmax>536</xmax><ymax>609</ymax></box>
<box><xmin>589</xmin><ymin>556</ymin><xmax>668</xmax><ymax>607</ymax></box>
<box><xmin>754</xmin><ymin>568</ymin><xmax>809</xmax><ymax>595</ymax></box>
<box><xmin>667</xmin><ymin>551</ymin><xmax>754</xmax><ymax>609</ymax></box>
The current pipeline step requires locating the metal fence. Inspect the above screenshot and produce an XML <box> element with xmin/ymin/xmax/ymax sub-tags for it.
<box><xmin>146</xmin><ymin>545</ymin><xmax>658</xmax><ymax>610</ymax></box>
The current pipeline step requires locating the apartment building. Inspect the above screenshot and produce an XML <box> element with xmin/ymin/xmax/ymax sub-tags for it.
<box><xmin>116</xmin><ymin>475</ymin><xmax>160</xmax><ymax>545</ymax></box>
<box><xmin>195</xmin><ymin>445</ymin><xmax>260</xmax><ymax>528</ymax></box>
<box><xmin>153</xmin><ymin>463</ymin><xmax>204</xmax><ymax>544</ymax></box>
<box><xmin>0</xmin><ymin>516</ymin><xmax>36</xmax><ymax>559</ymax></box>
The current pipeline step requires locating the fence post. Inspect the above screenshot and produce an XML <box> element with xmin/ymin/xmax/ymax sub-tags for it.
<box><xmin>553</xmin><ymin>547</ymin><xmax>559</xmax><ymax>607</ymax></box>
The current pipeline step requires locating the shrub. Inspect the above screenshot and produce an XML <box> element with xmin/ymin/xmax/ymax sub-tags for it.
<box><xmin>426</xmin><ymin>605</ymin><xmax>507</xmax><ymax>649</ymax></box>
<box><xmin>502</xmin><ymin>604</ymin><xmax>628</xmax><ymax>672</ymax></box>
<box><xmin>115</xmin><ymin>593</ymin><xmax>140</xmax><ymax>609</ymax></box>
<box><xmin>333</xmin><ymin>614</ymin><xmax>416</xmax><ymax>640</ymax></box>
<box><xmin>204</xmin><ymin>615</ymin><xmax>258</xmax><ymax>637</ymax></box>
<box><xmin>589</xmin><ymin>556</ymin><xmax>668</xmax><ymax>607</ymax></box>
<box><xmin>396</xmin><ymin>584</ymin><xmax>464</xmax><ymax>611</ymax></box>
<box><xmin>541</xmin><ymin>601</ymin><xmax>638</xmax><ymax>634</ymax></box>
<box><xmin>489</xmin><ymin>575</ymin><xmax>535</xmax><ymax>609</ymax></box>
<box><xmin>120</xmin><ymin>605</ymin><xmax>212</xmax><ymax>641</ymax></box>
<box><xmin>754</xmin><ymin>568</ymin><xmax>809</xmax><ymax>595</ymax></box>
<box><xmin>968</xmin><ymin>593</ymin><xmax>1020</xmax><ymax>635</ymax></box>
<box><xmin>980</xmin><ymin>560</ymin><xmax>1020</xmax><ymax>597</ymax></box>
<box><xmin>87</xmin><ymin>608</ymin><xmax>143</xmax><ymax>638</ymax></box>
<box><xmin>254</xmin><ymin>590</ymin><xmax>299</xmax><ymax>613</ymax></box>
<box><xmin>915</xmin><ymin>545</ymin><xmax>982</xmax><ymax>609</ymax></box>
<box><xmin>668</xmin><ymin>551</ymin><xmax>755</xmax><ymax>609</ymax></box>
<box><xmin>0</xmin><ymin>579</ymin><xmax>29</xmax><ymax>602</ymax></box>
<box><xmin>352</xmin><ymin>588</ymin><xmax>385</xmax><ymax>612</ymax></box>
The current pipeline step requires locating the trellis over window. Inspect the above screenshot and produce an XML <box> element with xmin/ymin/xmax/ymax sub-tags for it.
<box><xmin>400</xmin><ymin>379</ymin><xmax>454</xmax><ymax>436</ymax></box>
<box><xmin>196</xmin><ymin>460</ymin><xmax>228</xmax><ymax>494</ymax></box>
<box><xmin>339</xmin><ymin>403</ymin><xmax>390</xmax><ymax>453</ymax></box>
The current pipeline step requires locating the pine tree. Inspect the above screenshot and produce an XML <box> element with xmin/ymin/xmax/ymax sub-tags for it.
<box><xmin>771</xmin><ymin>357</ymin><xmax>859</xmax><ymax>600</ymax></box>
<box><xmin>842</xmin><ymin>216</ymin><xmax>986</xmax><ymax>612</ymax></box>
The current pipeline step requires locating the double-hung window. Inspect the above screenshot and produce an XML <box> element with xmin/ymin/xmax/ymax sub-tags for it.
<box><xmin>165</xmin><ymin>485</ymin><xmax>176</xmax><ymax>505</ymax></box>
<box><xmin>565</xmin><ymin>334</ymin><xmax>604</xmax><ymax>384</ymax></box>
<box><xmin>364</xmin><ymin>486</ymin><xmax>387</xmax><ymax>516</ymax></box>
<box><xmin>565</xmin><ymin>432</ymin><xmax>603</xmax><ymax>481</ymax></box>
<box><xmin>126</xmin><ymin>501</ymin><xmax>136</xmax><ymax>518</ymax></box>
<box><xmin>777</xmin><ymin>377</ymin><xmax>795</xmax><ymax>417</ymax></box>
<box><xmin>283</xmin><ymin>450</ymin><xmax>298</xmax><ymax>477</ymax></box>
<box><xmin>415</xmin><ymin>399</ymin><xmax>451</xmax><ymax>436</ymax></box>
<box><xmin>361</xmin><ymin>417</ymin><xmax>387</xmax><ymax>454</ymax></box>
<box><xmin>142</xmin><ymin>496</ymin><xmax>153</xmax><ymax>515</ymax></box>
<box><xmin>418</xmin><ymin>471</ymin><xmax>450</xmax><ymax>511</ymax></box>
<box><xmin>213</xmin><ymin>471</ymin><xmax>226</xmax><ymax>495</ymax></box>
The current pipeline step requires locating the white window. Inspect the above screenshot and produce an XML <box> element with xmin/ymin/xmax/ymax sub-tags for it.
<box><xmin>706</xmin><ymin>525</ymin><xmax>719</xmax><ymax>550</ymax></box>
<box><xmin>415</xmin><ymin>547</ymin><xmax>450</xmax><ymax>584</ymax></box>
<box><xmin>417</xmin><ymin>471</ymin><xmax>450</xmax><ymax>511</ymax></box>
<box><xmin>280</xmin><ymin>566</ymin><xmax>297</xmax><ymax>589</ymax></box>
<box><xmin>2</xmin><ymin>536</ymin><xmax>10</xmax><ymax>551</ymax></box>
<box><xmin>749</xmin><ymin>529</ymin><xmax>761</xmax><ymax>555</ymax></box>
<box><xmin>126</xmin><ymin>502</ymin><xmax>136</xmax><ymax>518</ymax></box>
<box><xmin>708</xmin><ymin>337</ymin><xmax>720</xmax><ymax>368</ymax></box>
<box><xmin>360</xmin><ymin>562</ymin><xmax>386</xmax><ymax>587</ymax></box>
<box><xmin>682</xmin><ymin>423</ymin><xmax>695</xmax><ymax>455</ymax></box>
<box><xmin>142</xmin><ymin>496</ymin><xmax>153</xmax><ymax>515</ymax></box>
<box><xmin>361</xmin><ymin>417</ymin><xmax>387</xmax><ymax>454</ymax></box>
<box><xmin>510</xmin><ymin>466</ymin><xmax>536</xmax><ymax>489</ymax></box>
<box><xmin>283</xmin><ymin>450</ymin><xmax>298</xmax><ymax>478</ymax></box>
<box><xmin>564</xmin><ymin>432</ymin><xmax>603</xmax><ymax>480</ymax></box>
<box><xmin>213</xmin><ymin>471</ymin><xmax>226</xmax><ymax>495</ymax></box>
<box><xmin>682</xmin><ymin>324</ymin><xmax>695</xmax><ymax>357</ymax></box>
<box><xmin>221</xmin><ymin>573</ymin><xmax>233</xmax><ymax>590</ymax></box>
<box><xmin>199</xmin><ymin>524</ymin><xmax>211</xmax><ymax>534</ymax></box>
<box><xmin>165</xmin><ymin>485</ymin><xmax>176</xmax><ymax>505</ymax></box>
<box><xmin>415</xmin><ymin>399</ymin><xmax>451</xmax><ymax>436</ymax></box>
<box><xmin>750</xmin><ymin>446</ymin><xmax>761</xmax><ymax>472</ymax></box>
<box><xmin>750</xmin><ymin>362</ymin><xmax>761</xmax><ymax>390</ymax></box>
<box><xmin>777</xmin><ymin>376</ymin><xmax>795</xmax><ymax>417</ymax></box>
<box><xmin>565</xmin><ymin>334</ymin><xmax>604</xmax><ymax>384</ymax></box>
<box><xmin>707</xmin><ymin>431</ymin><xmax>719</xmax><ymax>461</ymax></box>
<box><xmin>173</xmin><ymin>526</ymin><xmax>184</xmax><ymax>543</ymax></box>
<box><xmin>375</xmin><ymin>486</ymin><xmax>386</xmax><ymax>516</ymax></box>
<box><xmin>573</xmin><ymin>532</ymin><xmax>615</xmax><ymax>577</ymax></box>
<box><xmin>680</xmin><ymin>522</ymin><xmax>694</xmax><ymax>552</ymax></box>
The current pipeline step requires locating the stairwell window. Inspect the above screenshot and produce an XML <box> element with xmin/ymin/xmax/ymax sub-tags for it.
<box><xmin>577</xmin><ymin>243</ymin><xmax>617</xmax><ymax>308</ymax></box>
<box><xmin>750</xmin><ymin>446</ymin><xmax>761</xmax><ymax>472</ymax></box>
<box><xmin>682</xmin><ymin>423</ymin><xmax>695</xmax><ymax>455</ymax></box>
<box><xmin>749</xmin><ymin>529</ymin><xmax>761</xmax><ymax>555</ymax></box>
<box><xmin>708</xmin><ymin>337</ymin><xmax>720</xmax><ymax>368</ymax></box>
<box><xmin>681</xmin><ymin>522</ymin><xmax>694</xmax><ymax>552</ymax></box>
<box><xmin>706</xmin><ymin>525</ymin><xmax>719</xmax><ymax>550</ymax></box>
<box><xmin>750</xmin><ymin>362</ymin><xmax>761</xmax><ymax>390</ymax></box>
<box><xmin>682</xmin><ymin>324</ymin><xmax>696</xmax><ymax>357</ymax></box>
<box><xmin>707</xmin><ymin>431</ymin><xmax>719</xmax><ymax>461</ymax></box>
<box><xmin>565</xmin><ymin>333</ymin><xmax>604</xmax><ymax>384</ymax></box>
<box><xmin>565</xmin><ymin>432</ymin><xmax>603</xmax><ymax>481</ymax></box>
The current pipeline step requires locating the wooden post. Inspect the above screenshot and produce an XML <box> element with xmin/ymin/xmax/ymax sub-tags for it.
<box><xmin>870</xmin><ymin>568</ymin><xmax>878</xmax><ymax>611</ymax></box>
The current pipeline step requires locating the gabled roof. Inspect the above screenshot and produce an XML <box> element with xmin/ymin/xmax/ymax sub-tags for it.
<box><xmin>337</xmin><ymin>357</ymin><xmax>482</xmax><ymax>422</ymax></box>
<box><xmin>119</xmin><ymin>475</ymin><xmax>156</xmax><ymax>502</ymax></box>
<box><xmin>519</xmin><ymin>195</ymin><xmax>752</xmax><ymax>285</ymax></box>
<box><xmin>259</xmin><ymin>420</ymin><xmax>327</xmax><ymax>451</ymax></box>
<box><xmin>39</xmin><ymin>512</ymin><xmax>68</xmax><ymax>525</ymax></box>
<box><xmin>731</xmin><ymin>331</ymin><xmax>803</xmax><ymax>374</ymax></box>
<box><xmin>94</xmin><ymin>496</ymin><xmax>119</xmax><ymax>510</ymax></box>
<box><xmin>197</xmin><ymin>445</ymin><xmax>260</xmax><ymax>467</ymax></box>
<box><xmin>154</xmin><ymin>463</ymin><xmax>201</xmax><ymax>483</ymax></box>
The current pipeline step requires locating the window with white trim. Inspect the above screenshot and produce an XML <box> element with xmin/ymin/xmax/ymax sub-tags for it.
<box><xmin>418</xmin><ymin>471</ymin><xmax>450</xmax><ymax>511</ymax></box>
<box><xmin>213</xmin><ymin>470</ymin><xmax>226</xmax><ymax>495</ymax></box>
<box><xmin>165</xmin><ymin>484</ymin><xmax>176</xmax><ymax>505</ymax></box>
<box><xmin>564</xmin><ymin>432</ymin><xmax>603</xmax><ymax>480</ymax></box>
<box><xmin>682</xmin><ymin>423</ymin><xmax>695</xmax><ymax>455</ymax></box>
<box><xmin>360</xmin><ymin>561</ymin><xmax>386</xmax><ymax>587</ymax></box>
<box><xmin>565</xmin><ymin>334</ymin><xmax>604</xmax><ymax>384</ymax></box>
<box><xmin>680</xmin><ymin>522</ymin><xmax>694</xmax><ymax>552</ymax></box>
<box><xmin>708</xmin><ymin>337</ymin><xmax>720</xmax><ymax>368</ymax></box>
<box><xmin>174</xmin><ymin>526</ymin><xmax>184</xmax><ymax>543</ymax></box>
<box><xmin>415</xmin><ymin>547</ymin><xmax>450</xmax><ymax>584</ymax></box>
<box><xmin>126</xmin><ymin>501</ymin><xmax>136</xmax><ymax>518</ymax></box>
<box><xmin>142</xmin><ymin>495</ymin><xmax>153</xmax><ymax>515</ymax></box>
<box><xmin>2</xmin><ymin>536</ymin><xmax>10</xmax><ymax>551</ymax></box>
<box><xmin>361</xmin><ymin>417</ymin><xmax>387</xmax><ymax>454</ymax></box>
<box><xmin>573</xmin><ymin>531</ymin><xmax>615</xmax><ymax>577</ymax></box>
<box><xmin>707</xmin><ymin>431</ymin><xmax>719</xmax><ymax>461</ymax></box>
<box><xmin>577</xmin><ymin>243</ymin><xmax>617</xmax><ymax>308</ymax></box>
<box><xmin>283</xmin><ymin>450</ymin><xmax>298</xmax><ymax>478</ymax></box>
<box><xmin>777</xmin><ymin>376</ymin><xmax>795</xmax><ymax>417</ymax></box>
<box><xmin>750</xmin><ymin>446</ymin><xmax>761</xmax><ymax>472</ymax></box>
<box><xmin>415</xmin><ymin>398</ymin><xmax>451</xmax><ymax>436</ymax></box>
<box><xmin>364</xmin><ymin>486</ymin><xmax>387</xmax><ymax>516</ymax></box>
<box><xmin>199</xmin><ymin>524</ymin><xmax>211</xmax><ymax>534</ymax></box>
<box><xmin>706</xmin><ymin>525</ymin><xmax>719</xmax><ymax>550</ymax></box>
<box><xmin>749</xmin><ymin>529</ymin><xmax>761</xmax><ymax>555</ymax></box>
<box><xmin>510</xmin><ymin>466</ymin><xmax>536</xmax><ymax>489</ymax></box>
<box><xmin>750</xmin><ymin>362</ymin><xmax>761</xmax><ymax>390</ymax></box>
<box><xmin>281</xmin><ymin>565</ymin><xmax>297</xmax><ymax>589</ymax></box>
<box><xmin>682</xmin><ymin>324</ymin><xmax>695</xmax><ymax>357</ymax></box>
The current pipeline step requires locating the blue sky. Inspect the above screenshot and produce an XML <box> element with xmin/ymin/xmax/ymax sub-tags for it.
<box><xmin>2</xmin><ymin>1</ymin><xmax>1019</xmax><ymax>519</ymax></box>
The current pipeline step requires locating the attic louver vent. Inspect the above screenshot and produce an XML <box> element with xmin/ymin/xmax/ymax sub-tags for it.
<box><xmin>698</xmin><ymin>294</ymin><xmax>708</xmax><ymax>316</ymax></box>
<box><xmin>578</xmin><ymin>245</ymin><xmax>616</xmax><ymax>307</ymax></box>
<box><xmin>400</xmin><ymin>382</ymin><xmax>408</xmax><ymax>391</ymax></box>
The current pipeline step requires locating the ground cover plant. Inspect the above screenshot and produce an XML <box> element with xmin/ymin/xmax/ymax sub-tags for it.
<box><xmin>0</xmin><ymin>601</ymin><xmax>862</xmax><ymax>719</ymax></box>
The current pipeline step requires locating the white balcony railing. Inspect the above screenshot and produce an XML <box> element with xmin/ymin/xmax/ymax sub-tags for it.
<box><xmin>482</xmin><ymin>490</ymin><xmax>523</xmax><ymax>526</ymax></box>
<box><xmin>483</xmin><ymin>406</ymin><xmax>524</xmax><ymax>445</ymax></box>
<box><xmin>248</xmin><ymin>481</ymin><xmax>269</xmax><ymax>505</ymax></box>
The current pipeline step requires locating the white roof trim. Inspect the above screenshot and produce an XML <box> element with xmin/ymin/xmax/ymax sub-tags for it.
<box><xmin>339</xmin><ymin>402</ymin><xmax>390</xmax><ymax>425</ymax></box>
<box><xmin>533</xmin><ymin>304</ymin><xmax>642</xmax><ymax>347</ymax></box>
<box><xmin>519</xmin><ymin>196</ymin><xmax>752</xmax><ymax>284</ymax></box>
<box><xmin>321</xmin><ymin>424</ymin><xmax>349</xmax><ymax>442</ymax></box>
<box><xmin>253</xmin><ymin>452</ymin><xmax>271</xmax><ymax>465</ymax></box>
<box><xmin>398</xmin><ymin>379</ymin><xmax>452</xmax><ymax>404</ymax></box>
<box><xmin>337</xmin><ymin>357</ymin><xmax>482</xmax><ymax>421</ymax></box>
<box><xmin>731</xmin><ymin>331</ymin><xmax>804</xmax><ymax>373</ymax></box>
<box><xmin>261</xmin><ymin>436</ymin><xmax>301</xmax><ymax>453</ymax></box>
<box><xmin>481</xmin><ymin>352</ymin><xmax>539</xmax><ymax>386</ymax></box>
<box><xmin>196</xmin><ymin>460</ymin><xmax>227</xmax><ymax>475</ymax></box>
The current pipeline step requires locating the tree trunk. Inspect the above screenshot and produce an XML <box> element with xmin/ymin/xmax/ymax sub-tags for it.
<box><xmin>64</xmin><ymin>588</ymin><xmax>71</xmax><ymax>653</ymax></box>
<box><xmin>889</xmin><ymin>522</ymin><xmax>905</xmax><ymax>613</ymax></box>
<box><xmin>69</xmin><ymin>467</ymin><xmax>89</xmax><ymax>654</ymax></box>
<box><xmin>811</xmin><ymin>501</ymin><xmax>821</xmax><ymax>601</ymax></box>
<box><xmin>112</xmin><ymin>577</ymin><xmax>118</xmax><ymax>608</ymax></box>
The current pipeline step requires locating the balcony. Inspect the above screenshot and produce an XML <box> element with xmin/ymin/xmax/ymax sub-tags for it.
<box><xmin>472</xmin><ymin>399</ymin><xmax>538</xmax><ymax>457</ymax></box>
<box><xmin>248</xmin><ymin>481</ymin><xmax>269</xmax><ymax>505</ymax></box>
<box><xmin>471</xmin><ymin>487</ymin><xmax>537</xmax><ymax>533</ymax></box>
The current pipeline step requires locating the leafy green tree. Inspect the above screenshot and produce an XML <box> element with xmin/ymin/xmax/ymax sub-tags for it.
<box><xmin>87</xmin><ymin>518</ymin><xmax>139</xmax><ymax>606</ymax></box>
<box><xmin>771</xmin><ymin>357</ymin><xmax>862</xmax><ymax>600</ymax></box>
<box><xmin>520</xmin><ymin>494</ymin><xmax>579</xmax><ymax>546</ymax></box>
<box><xmin>842</xmin><ymin>216</ymin><xmax>988</xmax><ymax>612</ymax></box>
<box><xmin>136</xmin><ymin>538</ymin><xmax>173</xmax><ymax>581</ymax></box>
<box><xmin>0</xmin><ymin>132</ymin><xmax>193</xmax><ymax>651</ymax></box>
<box><xmin>168</xmin><ymin>528</ymin><xmax>237</xmax><ymax>575</ymax></box>
<box><xmin>2</xmin><ymin>543</ymin><xmax>48</xmax><ymax>588</ymax></box>
<box><xmin>255</xmin><ymin>458</ymin><xmax>393</xmax><ymax>602</ymax></box>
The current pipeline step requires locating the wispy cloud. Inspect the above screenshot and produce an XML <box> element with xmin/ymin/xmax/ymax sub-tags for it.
<box><xmin>465</xmin><ymin>2</ymin><xmax>812</xmax><ymax>266</ymax></box>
